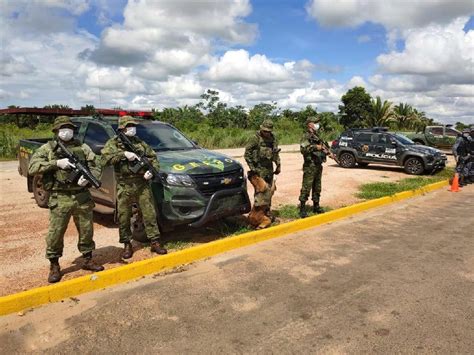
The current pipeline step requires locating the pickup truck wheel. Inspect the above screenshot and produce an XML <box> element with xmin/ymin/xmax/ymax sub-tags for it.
<box><xmin>404</xmin><ymin>157</ymin><xmax>424</xmax><ymax>175</ymax></box>
<box><xmin>33</xmin><ymin>175</ymin><xmax>50</xmax><ymax>208</ymax></box>
<box><xmin>339</xmin><ymin>152</ymin><xmax>356</xmax><ymax>168</ymax></box>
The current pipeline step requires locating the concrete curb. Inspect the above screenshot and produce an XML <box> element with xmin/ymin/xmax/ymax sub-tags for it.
<box><xmin>0</xmin><ymin>179</ymin><xmax>449</xmax><ymax>316</ymax></box>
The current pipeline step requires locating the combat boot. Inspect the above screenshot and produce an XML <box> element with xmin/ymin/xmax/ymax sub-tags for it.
<box><xmin>313</xmin><ymin>203</ymin><xmax>325</xmax><ymax>214</ymax></box>
<box><xmin>48</xmin><ymin>258</ymin><xmax>62</xmax><ymax>283</ymax></box>
<box><xmin>299</xmin><ymin>202</ymin><xmax>307</xmax><ymax>218</ymax></box>
<box><xmin>82</xmin><ymin>252</ymin><xmax>104</xmax><ymax>272</ymax></box>
<box><xmin>150</xmin><ymin>241</ymin><xmax>167</xmax><ymax>255</ymax></box>
<box><xmin>122</xmin><ymin>242</ymin><xmax>133</xmax><ymax>259</ymax></box>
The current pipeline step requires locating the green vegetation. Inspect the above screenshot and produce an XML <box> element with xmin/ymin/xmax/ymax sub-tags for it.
<box><xmin>274</xmin><ymin>204</ymin><xmax>332</xmax><ymax>220</ymax></box>
<box><xmin>163</xmin><ymin>240</ymin><xmax>191</xmax><ymax>251</ymax></box>
<box><xmin>2</xmin><ymin>86</ymin><xmax>471</xmax><ymax>159</ymax></box>
<box><xmin>0</xmin><ymin>123</ymin><xmax>52</xmax><ymax>160</ymax></box>
<box><xmin>356</xmin><ymin>168</ymin><xmax>453</xmax><ymax>200</ymax></box>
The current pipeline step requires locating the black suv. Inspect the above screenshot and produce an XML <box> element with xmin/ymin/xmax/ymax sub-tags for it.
<box><xmin>331</xmin><ymin>128</ymin><xmax>447</xmax><ymax>175</ymax></box>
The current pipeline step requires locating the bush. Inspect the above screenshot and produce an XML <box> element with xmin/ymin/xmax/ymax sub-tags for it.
<box><xmin>0</xmin><ymin>124</ymin><xmax>52</xmax><ymax>160</ymax></box>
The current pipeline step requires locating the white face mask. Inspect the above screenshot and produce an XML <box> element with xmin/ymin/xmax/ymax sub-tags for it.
<box><xmin>124</xmin><ymin>126</ymin><xmax>136</xmax><ymax>137</ymax></box>
<box><xmin>314</xmin><ymin>123</ymin><xmax>320</xmax><ymax>130</ymax></box>
<box><xmin>58</xmin><ymin>128</ymin><xmax>74</xmax><ymax>141</ymax></box>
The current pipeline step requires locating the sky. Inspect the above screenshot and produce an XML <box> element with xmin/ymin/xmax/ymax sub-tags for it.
<box><xmin>0</xmin><ymin>0</ymin><xmax>473</xmax><ymax>124</ymax></box>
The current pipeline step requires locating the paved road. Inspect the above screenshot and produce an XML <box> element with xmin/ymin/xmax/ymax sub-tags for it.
<box><xmin>1</xmin><ymin>187</ymin><xmax>473</xmax><ymax>353</ymax></box>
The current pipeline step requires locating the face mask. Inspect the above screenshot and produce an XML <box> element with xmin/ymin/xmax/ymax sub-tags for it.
<box><xmin>58</xmin><ymin>128</ymin><xmax>73</xmax><ymax>141</ymax></box>
<box><xmin>124</xmin><ymin>126</ymin><xmax>136</xmax><ymax>137</ymax></box>
<box><xmin>314</xmin><ymin>123</ymin><xmax>320</xmax><ymax>130</ymax></box>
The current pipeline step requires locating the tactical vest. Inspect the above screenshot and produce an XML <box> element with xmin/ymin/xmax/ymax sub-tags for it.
<box><xmin>306</xmin><ymin>133</ymin><xmax>326</xmax><ymax>165</ymax></box>
<box><xmin>112</xmin><ymin>137</ymin><xmax>147</xmax><ymax>178</ymax></box>
<box><xmin>43</xmin><ymin>140</ymin><xmax>87</xmax><ymax>191</ymax></box>
<box><xmin>257</xmin><ymin>134</ymin><xmax>276</xmax><ymax>161</ymax></box>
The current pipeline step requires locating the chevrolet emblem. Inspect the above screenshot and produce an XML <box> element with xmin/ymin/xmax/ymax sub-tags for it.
<box><xmin>221</xmin><ymin>178</ymin><xmax>232</xmax><ymax>185</ymax></box>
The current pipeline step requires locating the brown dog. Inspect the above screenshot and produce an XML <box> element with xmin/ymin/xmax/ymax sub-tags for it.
<box><xmin>247</xmin><ymin>172</ymin><xmax>276</xmax><ymax>229</ymax></box>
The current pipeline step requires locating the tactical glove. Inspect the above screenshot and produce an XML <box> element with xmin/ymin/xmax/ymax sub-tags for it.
<box><xmin>77</xmin><ymin>176</ymin><xmax>88</xmax><ymax>187</ymax></box>
<box><xmin>124</xmin><ymin>151</ymin><xmax>138</xmax><ymax>161</ymax></box>
<box><xmin>144</xmin><ymin>170</ymin><xmax>153</xmax><ymax>180</ymax></box>
<box><xmin>56</xmin><ymin>158</ymin><xmax>75</xmax><ymax>170</ymax></box>
<box><xmin>274</xmin><ymin>164</ymin><xmax>281</xmax><ymax>175</ymax></box>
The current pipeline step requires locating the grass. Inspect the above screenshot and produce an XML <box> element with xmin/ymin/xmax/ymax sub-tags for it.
<box><xmin>356</xmin><ymin>167</ymin><xmax>454</xmax><ymax>200</ymax></box>
<box><xmin>0</xmin><ymin>123</ymin><xmax>52</xmax><ymax>159</ymax></box>
<box><xmin>181</xmin><ymin>124</ymin><xmax>305</xmax><ymax>150</ymax></box>
<box><xmin>274</xmin><ymin>204</ymin><xmax>332</xmax><ymax>220</ymax></box>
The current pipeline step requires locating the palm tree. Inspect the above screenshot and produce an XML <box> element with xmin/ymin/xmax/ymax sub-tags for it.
<box><xmin>393</xmin><ymin>103</ymin><xmax>416</xmax><ymax>130</ymax></box>
<box><xmin>365</xmin><ymin>96</ymin><xmax>394</xmax><ymax>127</ymax></box>
<box><xmin>411</xmin><ymin>109</ymin><xmax>432</xmax><ymax>132</ymax></box>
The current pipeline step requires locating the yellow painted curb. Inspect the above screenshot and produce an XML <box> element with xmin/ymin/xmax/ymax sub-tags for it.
<box><xmin>0</xmin><ymin>179</ymin><xmax>449</xmax><ymax>316</ymax></box>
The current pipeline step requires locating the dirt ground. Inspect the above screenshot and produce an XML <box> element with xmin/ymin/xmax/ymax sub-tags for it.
<box><xmin>1</xmin><ymin>187</ymin><xmax>472</xmax><ymax>353</ymax></box>
<box><xmin>0</xmin><ymin>147</ymin><xmax>454</xmax><ymax>296</ymax></box>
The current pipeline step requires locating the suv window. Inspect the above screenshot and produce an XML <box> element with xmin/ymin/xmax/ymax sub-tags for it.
<box><xmin>84</xmin><ymin>122</ymin><xmax>110</xmax><ymax>154</ymax></box>
<box><xmin>355</xmin><ymin>132</ymin><xmax>373</xmax><ymax>143</ymax></box>
<box><xmin>428</xmin><ymin>127</ymin><xmax>443</xmax><ymax>135</ymax></box>
<box><xmin>445</xmin><ymin>128</ymin><xmax>459</xmax><ymax>137</ymax></box>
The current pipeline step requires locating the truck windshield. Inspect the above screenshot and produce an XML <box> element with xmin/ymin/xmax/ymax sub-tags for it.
<box><xmin>112</xmin><ymin>123</ymin><xmax>195</xmax><ymax>151</ymax></box>
<box><xmin>137</xmin><ymin>123</ymin><xmax>195</xmax><ymax>151</ymax></box>
<box><xmin>394</xmin><ymin>134</ymin><xmax>415</xmax><ymax>145</ymax></box>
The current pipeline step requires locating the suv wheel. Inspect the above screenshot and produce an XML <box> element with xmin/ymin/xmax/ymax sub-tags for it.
<box><xmin>339</xmin><ymin>152</ymin><xmax>356</xmax><ymax>168</ymax></box>
<box><xmin>33</xmin><ymin>175</ymin><xmax>49</xmax><ymax>208</ymax></box>
<box><xmin>404</xmin><ymin>157</ymin><xmax>424</xmax><ymax>175</ymax></box>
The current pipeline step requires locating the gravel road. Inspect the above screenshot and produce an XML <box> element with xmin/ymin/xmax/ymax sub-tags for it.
<box><xmin>0</xmin><ymin>147</ymin><xmax>454</xmax><ymax>295</ymax></box>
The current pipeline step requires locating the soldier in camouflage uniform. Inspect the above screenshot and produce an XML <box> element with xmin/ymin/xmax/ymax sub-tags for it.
<box><xmin>101</xmin><ymin>116</ymin><xmax>167</xmax><ymax>259</ymax></box>
<box><xmin>28</xmin><ymin>116</ymin><xmax>104</xmax><ymax>283</ymax></box>
<box><xmin>298</xmin><ymin>117</ymin><xmax>326</xmax><ymax>218</ymax></box>
<box><xmin>244</xmin><ymin>119</ymin><xmax>281</xmax><ymax>216</ymax></box>
<box><xmin>244</xmin><ymin>119</ymin><xmax>281</xmax><ymax>184</ymax></box>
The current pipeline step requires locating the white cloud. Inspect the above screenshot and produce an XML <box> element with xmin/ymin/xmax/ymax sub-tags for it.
<box><xmin>154</xmin><ymin>76</ymin><xmax>204</xmax><ymax>99</ymax></box>
<box><xmin>204</xmin><ymin>50</ymin><xmax>293</xmax><ymax>83</ymax></box>
<box><xmin>306</xmin><ymin>0</ymin><xmax>474</xmax><ymax>29</ymax></box>
<box><xmin>377</xmin><ymin>18</ymin><xmax>474</xmax><ymax>85</ymax></box>
<box><xmin>89</xmin><ymin>0</ymin><xmax>256</xmax><ymax>67</ymax></box>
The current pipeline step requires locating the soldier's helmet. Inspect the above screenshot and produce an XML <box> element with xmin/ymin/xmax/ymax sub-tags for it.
<box><xmin>118</xmin><ymin>115</ymin><xmax>139</xmax><ymax>130</ymax></box>
<box><xmin>305</xmin><ymin>116</ymin><xmax>320</xmax><ymax>126</ymax></box>
<box><xmin>52</xmin><ymin>116</ymin><xmax>77</xmax><ymax>132</ymax></box>
<box><xmin>260</xmin><ymin>119</ymin><xmax>274</xmax><ymax>132</ymax></box>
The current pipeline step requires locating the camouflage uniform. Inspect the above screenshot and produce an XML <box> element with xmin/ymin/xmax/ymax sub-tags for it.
<box><xmin>28</xmin><ymin>116</ymin><xmax>103</xmax><ymax>283</ymax></box>
<box><xmin>244</xmin><ymin>119</ymin><xmax>281</xmax><ymax>185</ymax></box>
<box><xmin>28</xmin><ymin>118</ymin><xmax>100</xmax><ymax>259</ymax></box>
<box><xmin>101</xmin><ymin>117</ymin><xmax>162</xmax><ymax>246</ymax></box>
<box><xmin>298</xmin><ymin>117</ymin><xmax>326</xmax><ymax>216</ymax></box>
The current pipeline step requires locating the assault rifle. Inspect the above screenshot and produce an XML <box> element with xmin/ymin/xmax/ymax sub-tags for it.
<box><xmin>309</xmin><ymin>134</ymin><xmax>338</xmax><ymax>163</ymax></box>
<box><xmin>54</xmin><ymin>140</ymin><xmax>102</xmax><ymax>188</ymax></box>
<box><xmin>117</xmin><ymin>130</ymin><xmax>160</xmax><ymax>181</ymax></box>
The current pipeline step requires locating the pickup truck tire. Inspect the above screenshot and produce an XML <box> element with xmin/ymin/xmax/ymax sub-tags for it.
<box><xmin>339</xmin><ymin>152</ymin><xmax>356</xmax><ymax>168</ymax></box>
<box><xmin>33</xmin><ymin>175</ymin><xmax>50</xmax><ymax>208</ymax></box>
<box><xmin>404</xmin><ymin>157</ymin><xmax>424</xmax><ymax>175</ymax></box>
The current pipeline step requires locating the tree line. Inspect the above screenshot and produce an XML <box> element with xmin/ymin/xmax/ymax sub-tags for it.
<box><xmin>1</xmin><ymin>87</ymin><xmax>470</xmax><ymax>132</ymax></box>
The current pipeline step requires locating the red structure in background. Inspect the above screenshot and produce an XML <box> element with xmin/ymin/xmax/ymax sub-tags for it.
<box><xmin>0</xmin><ymin>107</ymin><xmax>153</xmax><ymax>118</ymax></box>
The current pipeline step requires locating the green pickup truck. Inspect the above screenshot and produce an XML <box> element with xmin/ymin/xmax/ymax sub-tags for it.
<box><xmin>405</xmin><ymin>125</ymin><xmax>460</xmax><ymax>150</ymax></box>
<box><xmin>18</xmin><ymin>116</ymin><xmax>251</xmax><ymax>238</ymax></box>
